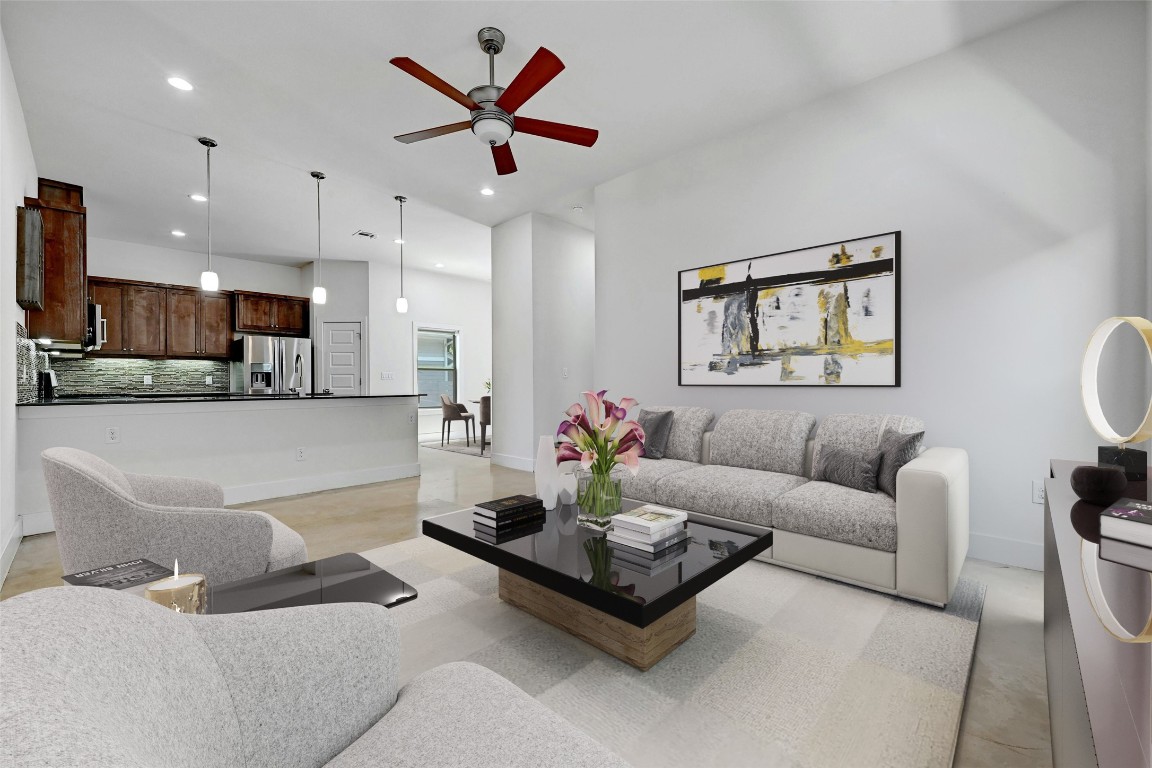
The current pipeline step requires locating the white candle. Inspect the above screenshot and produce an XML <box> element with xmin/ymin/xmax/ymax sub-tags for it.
<box><xmin>145</xmin><ymin>559</ymin><xmax>207</xmax><ymax>614</ymax></box>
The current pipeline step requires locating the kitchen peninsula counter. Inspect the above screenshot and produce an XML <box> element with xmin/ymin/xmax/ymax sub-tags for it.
<box><xmin>17</xmin><ymin>394</ymin><xmax>422</xmax><ymax>535</ymax></box>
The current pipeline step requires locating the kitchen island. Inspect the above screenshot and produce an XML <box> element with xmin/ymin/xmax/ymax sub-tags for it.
<box><xmin>17</xmin><ymin>394</ymin><xmax>421</xmax><ymax>535</ymax></box>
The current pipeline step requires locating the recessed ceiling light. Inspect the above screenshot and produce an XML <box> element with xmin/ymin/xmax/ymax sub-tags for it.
<box><xmin>171</xmin><ymin>230</ymin><xmax>186</xmax><ymax>237</ymax></box>
<box><xmin>435</xmin><ymin>263</ymin><xmax>445</xmax><ymax>269</ymax></box>
<box><xmin>188</xmin><ymin>194</ymin><xmax>207</xmax><ymax>202</ymax></box>
<box><xmin>167</xmin><ymin>77</ymin><xmax>194</xmax><ymax>91</ymax></box>
<box><xmin>394</xmin><ymin>238</ymin><xmax>405</xmax><ymax>244</ymax></box>
<box><xmin>480</xmin><ymin>188</ymin><xmax>494</xmax><ymax>196</ymax></box>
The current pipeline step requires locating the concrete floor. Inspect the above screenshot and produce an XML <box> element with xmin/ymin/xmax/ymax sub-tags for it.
<box><xmin>0</xmin><ymin>447</ymin><xmax>1051</xmax><ymax>767</ymax></box>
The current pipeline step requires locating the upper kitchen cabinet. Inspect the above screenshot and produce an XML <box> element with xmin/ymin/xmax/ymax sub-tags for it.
<box><xmin>166</xmin><ymin>288</ymin><xmax>232</xmax><ymax>358</ymax></box>
<box><xmin>23</xmin><ymin>179</ymin><xmax>88</xmax><ymax>345</ymax></box>
<box><xmin>89</xmin><ymin>278</ymin><xmax>166</xmax><ymax>356</ymax></box>
<box><xmin>234</xmin><ymin>291</ymin><xmax>309</xmax><ymax>336</ymax></box>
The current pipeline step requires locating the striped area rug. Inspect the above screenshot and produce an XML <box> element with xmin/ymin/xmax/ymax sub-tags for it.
<box><xmin>363</xmin><ymin>535</ymin><xmax>984</xmax><ymax>768</ymax></box>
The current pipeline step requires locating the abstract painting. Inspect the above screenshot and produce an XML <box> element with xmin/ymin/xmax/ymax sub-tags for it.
<box><xmin>679</xmin><ymin>231</ymin><xmax>900</xmax><ymax>386</ymax></box>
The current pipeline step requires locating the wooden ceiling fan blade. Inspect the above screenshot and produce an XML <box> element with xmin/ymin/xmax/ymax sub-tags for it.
<box><xmin>493</xmin><ymin>48</ymin><xmax>564</xmax><ymax>114</ymax></box>
<box><xmin>394</xmin><ymin>121</ymin><xmax>471</xmax><ymax>144</ymax></box>
<box><xmin>492</xmin><ymin>143</ymin><xmax>517</xmax><ymax>175</ymax></box>
<box><xmin>390</xmin><ymin>57</ymin><xmax>482</xmax><ymax>110</ymax></box>
<box><xmin>514</xmin><ymin>117</ymin><xmax>598</xmax><ymax>147</ymax></box>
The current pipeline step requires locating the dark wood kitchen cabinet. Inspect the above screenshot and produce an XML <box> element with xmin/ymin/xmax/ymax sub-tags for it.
<box><xmin>23</xmin><ymin>179</ymin><xmax>88</xmax><ymax>344</ymax></box>
<box><xmin>88</xmin><ymin>278</ymin><xmax>165</xmax><ymax>356</ymax></box>
<box><xmin>234</xmin><ymin>291</ymin><xmax>308</xmax><ymax>336</ymax></box>
<box><xmin>166</xmin><ymin>288</ymin><xmax>232</xmax><ymax>358</ymax></box>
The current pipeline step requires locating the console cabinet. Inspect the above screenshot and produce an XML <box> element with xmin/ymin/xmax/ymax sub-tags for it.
<box><xmin>23</xmin><ymin>179</ymin><xmax>88</xmax><ymax>344</ymax></box>
<box><xmin>234</xmin><ymin>291</ymin><xmax>308</xmax><ymax>336</ymax></box>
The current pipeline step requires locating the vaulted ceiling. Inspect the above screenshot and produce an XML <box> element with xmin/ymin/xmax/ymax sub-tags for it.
<box><xmin>2</xmin><ymin>1</ymin><xmax>1061</xmax><ymax>280</ymax></box>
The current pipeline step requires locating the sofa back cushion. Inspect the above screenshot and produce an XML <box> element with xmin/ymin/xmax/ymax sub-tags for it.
<box><xmin>2</xmin><ymin>587</ymin><xmax>244</xmax><ymax>768</ymax></box>
<box><xmin>810</xmin><ymin>414</ymin><xmax>925</xmax><ymax>479</ymax></box>
<box><xmin>709</xmin><ymin>409</ymin><xmax>816</xmax><ymax>475</ymax></box>
<box><xmin>641</xmin><ymin>406</ymin><xmax>714</xmax><ymax>463</ymax></box>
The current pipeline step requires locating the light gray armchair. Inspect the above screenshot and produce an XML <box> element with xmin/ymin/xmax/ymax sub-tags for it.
<box><xmin>41</xmin><ymin>447</ymin><xmax>307</xmax><ymax>585</ymax></box>
<box><xmin>0</xmin><ymin>587</ymin><xmax>629</xmax><ymax>768</ymax></box>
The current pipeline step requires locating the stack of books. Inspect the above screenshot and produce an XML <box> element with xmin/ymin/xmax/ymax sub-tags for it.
<box><xmin>473</xmin><ymin>494</ymin><xmax>545</xmax><ymax>544</ymax></box>
<box><xmin>607</xmin><ymin>505</ymin><xmax>690</xmax><ymax>575</ymax></box>
<box><xmin>1099</xmin><ymin>497</ymin><xmax>1152</xmax><ymax>571</ymax></box>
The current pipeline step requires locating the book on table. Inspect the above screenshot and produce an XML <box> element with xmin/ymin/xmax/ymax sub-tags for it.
<box><xmin>472</xmin><ymin>508</ymin><xmax>545</xmax><ymax>529</ymax></box>
<box><xmin>62</xmin><ymin>559</ymin><xmax>173</xmax><ymax>589</ymax></box>
<box><xmin>1099</xmin><ymin>498</ymin><xmax>1152</xmax><ymax>546</ymax></box>
<box><xmin>1098</xmin><ymin>537</ymin><xmax>1152</xmax><ymax>571</ymax></box>
<box><xmin>473</xmin><ymin>522</ymin><xmax>544</xmax><ymax>545</ymax></box>
<box><xmin>611</xmin><ymin>504</ymin><xmax>688</xmax><ymax>534</ymax></box>
<box><xmin>609</xmin><ymin>520</ymin><xmax>685</xmax><ymax>544</ymax></box>
<box><xmin>475</xmin><ymin>494</ymin><xmax>543</xmax><ymax>514</ymax></box>
<box><xmin>606</xmin><ymin>528</ymin><xmax>690</xmax><ymax>554</ymax></box>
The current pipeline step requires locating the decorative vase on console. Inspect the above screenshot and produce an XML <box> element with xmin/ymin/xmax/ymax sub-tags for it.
<box><xmin>555</xmin><ymin>389</ymin><xmax>645</xmax><ymax>530</ymax></box>
<box><xmin>534</xmin><ymin>436</ymin><xmax>560</xmax><ymax>510</ymax></box>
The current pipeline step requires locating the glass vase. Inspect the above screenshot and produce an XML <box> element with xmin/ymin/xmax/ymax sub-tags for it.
<box><xmin>576</xmin><ymin>469</ymin><xmax>622</xmax><ymax>530</ymax></box>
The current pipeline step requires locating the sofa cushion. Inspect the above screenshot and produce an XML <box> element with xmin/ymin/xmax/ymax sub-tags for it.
<box><xmin>655</xmin><ymin>465</ymin><xmax>808</xmax><ymax>528</ymax></box>
<box><xmin>642</xmin><ymin>406</ymin><xmax>713</xmax><ymax>463</ymax></box>
<box><xmin>810</xmin><ymin>414</ymin><xmax>925</xmax><ymax>479</ymax></box>
<box><xmin>877</xmin><ymin>428</ymin><xmax>925</xmax><ymax>498</ymax></box>
<box><xmin>708</xmin><ymin>409</ymin><xmax>816</xmax><ymax>475</ymax></box>
<box><xmin>815</xmin><ymin>447</ymin><xmax>882</xmax><ymax>493</ymax></box>
<box><xmin>636</xmin><ymin>409</ymin><xmax>674</xmax><ymax>460</ymax></box>
<box><xmin>325</xmin><ymin>662</ymin><xmax>628</xmax><ymax>768</ymax></box>
<box><xmin>620</xmin><ymin>457</ymin><xmax>700</xmax><ymax>503</ymax></box>
<box><xmin>772</xmin><ymin>481</ymin><xmax>897</xmax><ymax>552</ymax></box>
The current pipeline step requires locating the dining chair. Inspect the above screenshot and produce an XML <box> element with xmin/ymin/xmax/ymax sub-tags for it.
<box><xmin>440</xmin><ymin>394</ymin><xmax>476</xmax><ymax>447</ymax></box>
<box><xmin>479</xmin><ymin>395</ymin><xmax>492</xmax><ymax>456</ymax></box>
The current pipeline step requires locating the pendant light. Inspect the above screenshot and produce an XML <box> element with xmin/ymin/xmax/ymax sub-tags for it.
<box><xmin>311</xmin><ymin>171</ymin><xmax>327</xmax><ymax>305</ymax></box>
<box><xmin>395</xmin><ymin>195</ymin><xmax>408</xmax><ymax>313</ymax></box>
<box><xmin>198</xmin><ymin>137</ymin><xmax>219</xmax><ymax>291</ymax></box>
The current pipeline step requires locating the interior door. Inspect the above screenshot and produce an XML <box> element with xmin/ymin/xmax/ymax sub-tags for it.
<box><xmin>323</xmin><ymin>321</ymin><xmax>362</xmax><ymax>395</ymax></box>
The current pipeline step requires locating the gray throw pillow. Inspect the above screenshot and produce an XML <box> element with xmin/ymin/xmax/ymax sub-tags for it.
<box><xmin>877</xmin><ymin>429</ymin><xmax>924</xmax><ymax>498</ymax></box>
<box><xmin>636</xmin><ymin>409</ymin><xmax>674</xmax><ymax>460</ymax></box>
<box><xmin>816</xmin><ymin>447</ymin><xmax>881</xmax><ymax>493</ymax></box>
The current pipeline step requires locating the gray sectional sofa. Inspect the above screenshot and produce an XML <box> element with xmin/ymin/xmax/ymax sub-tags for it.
<box><xmin>622</xmin><ymin>407</ymin><xmax>969</xmax><ymax>606</ymax></box>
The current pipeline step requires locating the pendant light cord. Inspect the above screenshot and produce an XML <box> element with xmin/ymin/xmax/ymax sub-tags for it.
<box><xmin>315</xmin><ymin>176</ymin><xmax>322</xmax><ymax>284</ymax></box>
<box><xmin>397</xmin><ymin>196</ymin><xmax>406</xmax><ymax>298</ymax></box>
<box><xmin>206</xmin><ymin>144</ymin><xmax>212</xmax><ymax>272</ymax></box>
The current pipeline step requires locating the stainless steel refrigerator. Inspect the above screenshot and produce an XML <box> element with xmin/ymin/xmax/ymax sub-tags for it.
<box><xmin>233</xmin><ymin>336</ymin><xmax>313</xmax><ymax>395</ymax></box>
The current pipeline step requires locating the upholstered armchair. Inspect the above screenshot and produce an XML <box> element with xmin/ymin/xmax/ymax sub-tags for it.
<box><xmin>41</xmin><ymin>447</ymin><xmax>308</xmax><ymax>585</ymax></box>
<box><xmin>1</xmin><ymin>587</ymin><xmax>629</xmax><ymax>768</ymax></box>
<box><xmin>440</xmin><ymin>394</ymin><xmax>476</xmax><ymax>446</ymax></box>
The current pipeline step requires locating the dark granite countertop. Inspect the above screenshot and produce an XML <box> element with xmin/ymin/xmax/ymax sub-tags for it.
<box><xmin>20</xmin><ymin>393</ymin><xmax>423</xmax><ymax>406</ymax></box>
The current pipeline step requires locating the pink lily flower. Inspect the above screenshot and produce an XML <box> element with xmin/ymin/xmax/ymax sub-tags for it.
<box><xmin>617</xmin><ymin>397</ymin><xmax>638</xmax><ymax>413</ymax></box>
<box><xmin>555</xmin><ymin>442</ymin><xmax>582</xmax><ymax>465</ymax></box>
<box><xmin>583</xmin><ymin>391</ymin><xmax>604</xmax><ymax>427</ymax></box>
<box><xmin>580</xmin><ymin>450</ymin><xmax>597</xmax><ymax>470</ymax></box>
<box><xmin>614</xmin><ymin>445</ymin><xmax>642</xmax><ymax>476</ymax></box>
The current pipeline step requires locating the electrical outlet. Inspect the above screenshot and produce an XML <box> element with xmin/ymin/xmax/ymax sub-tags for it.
<box><xmin>143</xmin><ymin>374</ymin><xmax>152</xmax><ymax>385</ymax></box>
<box><xmin>408</xmin><ymin>411</ymin><xmax>416</xmax><ymax>424</ymax></box>
<box><xmin>296</xmin><ymin>447</ymin><xmax>306</xmax><ymax>462</ymax></box>
<box><xmin>205</xmin><ymin>375</ymin><xmax>213</xmax><ymax>385</ymax></box>
<box><xmin>562</xmin><ymin>367</ymin><xmax>569</xmax><ymax>379</ymax></box>
<box><xmin>1032</xmin><ymin>480</ymin><xmax>1046</xmax><ymax>505</ymax></box>
<box><xmin>105</xmin><ymin>427</ymin><xmax>120</xmax><ymax>444</ymax></box>
<box><xmin>380</xmin><ymin>372</ymin><xmax>394</xmax><ymax>381</ymax></box>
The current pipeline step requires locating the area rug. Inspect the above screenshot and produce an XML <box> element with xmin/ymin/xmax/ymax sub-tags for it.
<box><xmin>362</xmin><ymin>536</ymin><xmax>984</xmax><ymax>768</ymax></box>
<box><xmin>419</xmin><ymin>441</ymin><xmax>489</xmax><ymax>458</ymax></box>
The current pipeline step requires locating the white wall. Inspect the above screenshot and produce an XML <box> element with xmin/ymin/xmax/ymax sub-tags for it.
<box><xmin>88</xmin><ymin>237</ymin><xmax>305</xmax><ymax>296</ymax></box>
<box><xmin>1</xmin><ymin>27</ymin><xmax>38</xmax><ymax>582</ymax></box>
<box><xmin>593</xmin><ymin>2</ymin><xmax>1149</xmax><ymax>570</ymax></box>
<box><xmin>304</xmin><ymin>260</ymin><xmax>370</xmax><ymax>392</ymax></box>
<box><xmin>368</xmin><ymin>261</ymin><xmax>492</xmax><ymax>406</ymax></box>
<box><xmin>492</xmin><ymin>214</ymin><xmax>534</xmax><ymax>468</ymax></box>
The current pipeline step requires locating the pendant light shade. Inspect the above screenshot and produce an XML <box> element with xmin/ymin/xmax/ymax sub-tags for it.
<box><xmin>311</xmin><ymin>171</ymin><xmax>327</xmax><ymax>305</ymax></box>
<box><xmin>395</xmin><ymin>195</ymin><xmax>408</xmax><ymax>313</ymax></box>
<box><xmin>198</xmin><ymin>137</ymin><xmax>219</xmax><ymax>291</ymax></box>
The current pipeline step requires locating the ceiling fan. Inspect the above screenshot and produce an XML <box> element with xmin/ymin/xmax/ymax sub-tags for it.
<box><xmin>390</xmin><ymin>27</ymin><xmax>598</xmax><ymax>175</ymax></box>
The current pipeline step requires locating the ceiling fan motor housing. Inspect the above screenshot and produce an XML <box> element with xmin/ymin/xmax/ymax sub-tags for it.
<box><xmin>468</xmin><ymin>85</ymin><xmax>514</xmax><ymax>146</ymax></box>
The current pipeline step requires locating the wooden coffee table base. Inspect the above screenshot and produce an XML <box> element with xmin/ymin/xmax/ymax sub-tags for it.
<box><xmin>498</xmin><ymin>569</ymin><xmax>696</xmax><ymax>671</ymax></box>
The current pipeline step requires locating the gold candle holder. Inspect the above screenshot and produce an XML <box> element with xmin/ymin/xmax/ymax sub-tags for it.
<box><xmin>145</xmin><ymin>562</ymin><xmax>207</xmax><ymax>614</ymax></box>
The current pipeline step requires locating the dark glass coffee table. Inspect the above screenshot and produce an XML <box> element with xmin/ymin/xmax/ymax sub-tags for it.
<box><xmin>422</xmin><ymin>501</ymin><xmax>772</xmax><ymax>670</ymax></box>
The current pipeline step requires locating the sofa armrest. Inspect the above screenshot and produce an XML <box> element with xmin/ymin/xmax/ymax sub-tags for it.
<box><xmin>125</xmin><ymin>472</ymin><xmax>225</xmax><ymax>509</ymax></box>
<box><xmin>189</xmin><ymin>602</ymin><xmax>400</xmax><ymax>768</ymax></box>
<box><xmin>138</xmin><ymin>504</ymin><xmax>275</xmax><ymax>584</ymax></box>
<box><xmin>895</xmin><ymin>447</ymin><xmax>969</xmax><ymax>606</ymax></box>
<box><xmin>701</xmin><ymin>430</ymin><xmax>712</xmax><ymax>465</ymax></box>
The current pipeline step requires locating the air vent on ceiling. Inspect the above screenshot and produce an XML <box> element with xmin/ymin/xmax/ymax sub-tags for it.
<box><xmin>353</xmin><ymin>230</ymin><xmax>377</xmax><ymax>239</ymax></box>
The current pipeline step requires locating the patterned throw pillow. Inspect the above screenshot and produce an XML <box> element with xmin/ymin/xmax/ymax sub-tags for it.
<box><xmin>877</xmin><ymin>429</ymin><xmax>925</xmax><ymax>498</ymax></box>
<box><xmin>816</xmin><ymin>447</ymin><xmax>882</xmax><ymax>493</ymax></box>
<box><xmin>636</xmin><ymin>409</ymin><xmax>674</xmax><ymax>460</ymax></box>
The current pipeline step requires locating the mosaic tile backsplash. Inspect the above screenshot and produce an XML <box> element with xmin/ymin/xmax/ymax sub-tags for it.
<box><xmin>16</xmin><ymin>322</ymin><xmax>50</xmax><ymax>404</ymax></box>
<box><xmin>49</xmin><ymin>358</ymin><xmax>232</xmax><ymax>396</ymax></box>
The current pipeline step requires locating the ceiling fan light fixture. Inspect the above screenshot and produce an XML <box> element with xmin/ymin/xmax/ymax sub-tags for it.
<box><xmin>471</xmin><ymin>114</ymin><xmax>513</xmax><ymax>147</ymax></box>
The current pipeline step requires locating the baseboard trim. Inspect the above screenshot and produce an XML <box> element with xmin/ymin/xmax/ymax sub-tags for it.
<box><xmin>223</xmin><ymin>464</ymin><xmax>422</xmax><ymax>505</ymax></box>
<box><xmin>969</xmin><ymin>532</ymin><xmax>1043</xmax><ymax>571</ymax></box>
<box><xmin>491</xmin><ymin>453</ymin><xmax>533</xmax><ymax>472</ymax></box>
<box><xmin>21</xmin><ymin>512</ymin><xmax>54</xmax><ymax>536</ymax></box>
<box><xmin>0</xmin><ymin>517</ymin><xmax>24</xmax><ymax>591</ymax></box>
